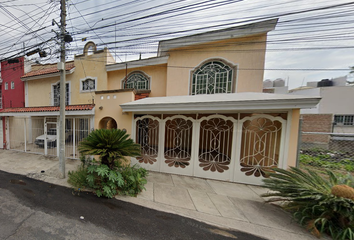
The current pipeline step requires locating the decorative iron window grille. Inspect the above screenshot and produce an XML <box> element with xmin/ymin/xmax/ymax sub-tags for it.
<box><xmin>191</xmin><ymin>61</ymin><xmax>233</xmax><ymax>95</ymax></box>
<box><xmin>53</xmin><ymin>82</ymin><xmax>69</xmax><ymax>106</ymax></box>
<box><xmin>123</xmin><ymin>72</ymin><xmax>150</xmax><ymax>90</ymax></box>
<box><xmin>82</xmin><ymin>78</ymin><xmax>95</xmax><ymax>91</ymax></box>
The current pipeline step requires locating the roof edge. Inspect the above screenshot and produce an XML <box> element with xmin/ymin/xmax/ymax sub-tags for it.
<box><xmin>157</xmin><ymin>18</ymin><xmax>278</xmax><ymax>56</ymax></box>
<box><xmin>106</xmin><ymin>56</ymin><xmax>169</xmax><ymax>72</ymax></box>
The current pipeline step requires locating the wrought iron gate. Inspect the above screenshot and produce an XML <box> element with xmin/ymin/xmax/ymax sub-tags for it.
<box><xmin>132</xmin><ymin>113</ymin><xmax>287</xmax><ymax>184</ymax></box>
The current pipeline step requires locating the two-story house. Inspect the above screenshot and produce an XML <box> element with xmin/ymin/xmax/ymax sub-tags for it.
<box><xmin>0</xmin><ymin>57</ymin><xmax>29</xmax><ymax>149</ymax></box>
<box><xmin>0</xmin><ymin>42</ymin><xmax>114</xmax><ymax>158</ymax></box>
<box><xmin>0</xmin><ymin>19</ymin><xmax>320</xmax><ymax>185</ymax></box>
<box><xmin>94</xmin><ymin>19</ymin><xmax>320</xmax><ymax>185</ymax></box>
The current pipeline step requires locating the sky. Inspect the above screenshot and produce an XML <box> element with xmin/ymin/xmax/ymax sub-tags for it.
<box><xmin>0</xmin><ymin>0</ymin><xmax>353</xmax><ymax>90</ymax></box>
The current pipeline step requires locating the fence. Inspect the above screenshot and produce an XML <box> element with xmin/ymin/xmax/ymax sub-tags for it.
<box><xmin>8</xmin><ymin>116</ymin><xmax>91</xmax><ymax>159</ymax></box>
<box><xmin>298</xmin><ymin>118</ymin><xmax>354</xmax><ymax>165</ymax></box>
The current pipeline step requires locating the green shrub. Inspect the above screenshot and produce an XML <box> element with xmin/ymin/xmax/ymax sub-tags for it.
<box><xmin>300</xmin><ymin>154</ymin><xmax>354</xmax><ymax>171</ymax></box>
<box><xmin>119</xmin><ymin>165</ymin><xmax>148</xmax><ymax>197</ymax></box>
<box><xmin>86</xmin><ymin>163</ymin><xmax>125</xmax><ymax>198</ymax></box>
<box><xmin>262</xmin><ymin>167</ymin><xmax>354</xmax><ymax>239</ymax></box>
<box><xmin>79</xmin><ymin>128</ymin><xmax>141</xmax><ymax>169</ymax></box>
<box><xmin>68</xmin><ymin>161</ymin><xmax>148</xmax><ymax>198</ymax></box>
<box><xmin>68</xmin><ymin>165</ymin><xmax>88</xmax><ymax>190</ymax></box>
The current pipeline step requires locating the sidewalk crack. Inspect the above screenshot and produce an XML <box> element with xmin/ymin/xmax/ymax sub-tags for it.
<box><xmin>5</xmin><ymin>212</ymin><xmax>35</xmax><ymax>240</ymax></box>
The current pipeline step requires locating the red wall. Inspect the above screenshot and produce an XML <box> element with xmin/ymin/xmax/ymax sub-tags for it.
<box><xmin>1</xmin><ymin>57</ymin><xmax>25</xmax><ymax>108</ymax></box>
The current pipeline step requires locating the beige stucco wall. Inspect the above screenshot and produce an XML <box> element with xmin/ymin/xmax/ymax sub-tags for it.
<box><xmin>165</xmin><ymin>34</ymin><xmax>267</xmax><ymax>96</ymax></box>
<box><xmin>287</xmin><ymin>109</ymin><xmax>300</xmax><ymax>167</ymax></box>
<box><xmin>94</xmin><ymin>91</ymin><xmax>135</xmax><ymax>135</ymax></box>
<box><xmin>26</xmin><ymin>49</ymin><xmax>109</xmax><ymax>107</ymax></box>
<box><xmin>107</xmin><ymin>64</ymin><xmax>167</xmax><ymax>98</ymax></box>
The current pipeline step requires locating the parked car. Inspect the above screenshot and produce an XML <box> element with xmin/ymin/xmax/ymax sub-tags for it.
<box><xmin>34</xmin><ymin>128</ymin><xmax>72</xmax><ymax>148</ymax></box>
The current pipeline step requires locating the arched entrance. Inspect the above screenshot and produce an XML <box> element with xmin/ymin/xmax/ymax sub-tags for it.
<box><xmin>99</xmin><ymin>117</ymin><xmax>117</xmax><ymax>129</ymax></box>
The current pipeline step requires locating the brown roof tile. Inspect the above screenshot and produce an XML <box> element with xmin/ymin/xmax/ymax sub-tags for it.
<box><xmin>0</xmin><ymin>104</ymin><xmax>94</xmax><ymax>113</ymax></box>
<box><xmin>22</xmin><ymin>63</ymin><xmax>75</xmax><ymax>78</ymax></box>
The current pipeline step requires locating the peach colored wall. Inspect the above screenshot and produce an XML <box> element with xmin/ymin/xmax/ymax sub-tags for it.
<box><xmin>287</xmin><ymin>109</ymin><xmax>300</xmax><ymax>167</ymax></box>
<box><xmin>165</xmin><ymin>34</ymin><xmax>267</xmax><ymax>96</ymax></box>
<box><xmin>94</xmin><ymin>91</ymin><xmax>135</xmax><ymax>135</ymax></box>
<box><xmin>107</xmin><ymin>64</ymin><xmax>167</xmax><ymax>98</ymax></box>
<box><xmin>27</xmin><ymin>49</ymin><xmax>109</xmax><ymax>107</ymax></box>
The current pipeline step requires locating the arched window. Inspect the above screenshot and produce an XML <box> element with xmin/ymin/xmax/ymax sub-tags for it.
<box><xmin>191</xmin><ymin>60</ymin><xmax>234</xmax><ymax>95</ymax></box>
<box><xmin>123</xmin><ymin>71</ymin><xmax>150</xmax><ymax>90</ymax></box>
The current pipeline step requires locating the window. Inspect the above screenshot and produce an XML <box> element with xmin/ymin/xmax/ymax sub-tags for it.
<box><xmin>53</xmin><ymin>82</ymin><xmax>70</xmax><ymax>106</ymax></box>
<box><xmin>5</xmin><ymin>82</ymin><xmax>8</xmax><ymax>90</ymax></box>
<box><xmin>0</xmin><ymin>88</ymin><xmax>2</xmax><ymax>109</ymax></box>
<box><xmin>81</xmin><ymin>78</ymin><xmax>96</xmax><ymax>92</ymax></box>
<box><xmin>334</xmin><ymin>115</ymin><xmax>354</xmax><ymax>126</ymax></box>
<box><xmin>191</xmin><ymin>60</ymin><xmax>234</xmax><ymax>95</ymax></box>
<box><xmin>11</xmin><ymin>81</ymin><xmax>14</xmax><ymax>89</ymax></box>
<box><xmin>122</xmin><ymin>71</ymin><xmax>150</xmax><ymax>90</ymax></box>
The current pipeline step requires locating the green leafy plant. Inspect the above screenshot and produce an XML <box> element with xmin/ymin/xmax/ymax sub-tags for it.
<box><xmin>262</xmin><ymin>167</ymin><xmax>354</xmax><ymax>239</ymax></box>
<box><xmin>86</xmin><ymin>163</ymin><xmax>125</xmax><ymax>198</ymax></box>
<box><xmin>78</xmin><ymin>128</ymin><xmax>141</xmax><ymax>169</ymax></box>
<box><xmin>300</xmin><ymin>153</ymin><xmax>354</xmax><ymax>172</ymax></box>
<box><xmin>68</xmin><ymin>165</ymin><xmax>88</xmax><ymax>190</ymax></box>
<box><xmin>119</xmin><ymin>164</ymin><xmax>148</xmax><ymax>196</ymax></box>
<box><xmin>68</xmin><ymin>129</ymin><xmax>147</xmax><ymax>198</ymax></box>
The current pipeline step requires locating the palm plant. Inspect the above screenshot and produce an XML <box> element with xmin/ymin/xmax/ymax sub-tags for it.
<box><xmin>350</xmin><ymin>66</ymin><xmax>354</xmax><ymax>74</ymax></box>
<box><xmin>78</xmin><ymin>128</ymin><xmax>141</xmax><ymax>169</ymax></box>
<box><xmin>262</xmin><ymin>167</ymin><xmax>354</xmax><ymax>239</ymax></box>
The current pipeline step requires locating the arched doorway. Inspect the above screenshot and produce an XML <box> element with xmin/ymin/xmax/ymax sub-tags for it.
<box><xmin>99</xmin><ymin>117</ymin><xmax>117</xmax><ymax>129</ymax></box>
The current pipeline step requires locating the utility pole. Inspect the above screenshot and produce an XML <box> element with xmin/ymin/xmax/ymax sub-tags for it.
<box><xmin>58</xmin><ymin>0</ymin><xmax>66</xmax><ymax>178</ymax></box>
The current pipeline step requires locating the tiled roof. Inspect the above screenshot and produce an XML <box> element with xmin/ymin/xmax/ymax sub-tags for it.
<box><xmin>0</xmin><ymin>104</ymin><xmax>94</xmax><ymax>113</ymax></box>
<box><xmin>22</xmin><ymin>63</ymin><xmax>75</xmax><ymax>78</ymax></box>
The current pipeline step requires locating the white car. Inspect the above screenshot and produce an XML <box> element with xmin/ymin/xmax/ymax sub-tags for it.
<box><xmin>35</xmin><ymin>128</ymin><xmax>72</xmax><ymax>148</ymax></box>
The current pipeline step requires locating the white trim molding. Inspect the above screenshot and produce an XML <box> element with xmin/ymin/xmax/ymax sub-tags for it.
<box><xmin>0</xmin><ymin>108</ymin><xmax>95</xmax><ymax>117</ymax></box>
<box><xmin>80</xmin><ymin>76</ymin><xmax>97</xmax><ymax>93</ymax></box>
<box><xmin>121</xmin><ymin>92</ymin><xmax>321</xmax><ymax>113</ymax></box>
<box><xmin>51</xmin><ymin>80</ymin><xmax>71</xmax><ymax>106</ymax></box>
<box><xmin>106</xmin><ymin>56</ymin><xmax>169</xmax><ymax>72</ymax></box>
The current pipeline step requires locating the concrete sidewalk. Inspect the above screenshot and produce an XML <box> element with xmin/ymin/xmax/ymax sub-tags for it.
<box><xmin>0</xmin><ymin>149</ymin><xmax>319</xmax><ymax>240</ymax></box>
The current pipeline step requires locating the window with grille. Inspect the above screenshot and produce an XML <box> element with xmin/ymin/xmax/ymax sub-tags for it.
<box><xmin>191</xmin><ymin>60</ymin><xmax>234</xmax><ymax>95</ymax></box>
<box><xmin>334</xmin><ymin>115</ymin><xmax>354</xmax><ymax>126</ymax></box>
<box><xmin>81</xmin><ymin>78</ymin><xmax>96</xmax><ymax>92</ymax></box>
<box><xmin>53</xmin><ymin>82</ymin><xmax>69</xmax><ymax>106</ymax></box>
<box><xmin>11</xmin><ymin>81</ymin><xmax>14</xmax><ymax>89</ymax></box>
<box><xmin>4</xmin><ymin>82</ymin><xmax>8</xmax><ymax>90</ymax></box>
<box><xmin>123</xmin><ymin>72</ymin><xmax>150</xmax><ymax>90</ymax></box>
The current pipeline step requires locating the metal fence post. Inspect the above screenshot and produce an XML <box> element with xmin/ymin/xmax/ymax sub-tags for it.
<box><xmin>296</xmin><ymin>118</ymin><xmax>303</xmax><ymax>168</ymax></box>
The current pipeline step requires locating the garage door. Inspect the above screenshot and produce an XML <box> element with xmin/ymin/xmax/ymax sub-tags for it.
<box><xmin>131</xmin><ymin>114</ymin><xmax>286</xmax><ymax>185</ymax></box>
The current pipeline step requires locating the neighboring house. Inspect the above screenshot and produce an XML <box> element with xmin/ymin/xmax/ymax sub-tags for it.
<box><xmin>0</xmin><ymin>42</ymin><xmax>114</xmax><ymax>158</ymax></box>
<box><xmin>263</xmin><ymin>78</ymin><xmax>289</xmax><ymax>94</ymax></box>
<box><xmin>289</xmin><ymin>80</ymin><xmax>354</xmax><ymax>133</ymax></box>
<box><xmin>0</xmin><ymin>57</ymin><xmax>29</xmax><ymax>149</ymax></box>
<box><xmin>0</xmin><ymin>19</ymin><xmax>320</xmax><ymax>185</ymax></box>
<box><xmin>289</xmin><ymin>77</ymin><xmax>354</xmax><ymax>150</ymax></box>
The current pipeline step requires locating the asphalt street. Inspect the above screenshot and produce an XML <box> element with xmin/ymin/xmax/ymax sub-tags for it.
<box><xmin>0</xmin><ymin>170</ymin><xmax>267</xmax><ymax>240</ymax></box>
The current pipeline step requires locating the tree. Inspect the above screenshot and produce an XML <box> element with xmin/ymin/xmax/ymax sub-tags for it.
<box><xmin>78</xmin><ymin>129</ymin><xmax>141</xmax><ymax>169</ymax></box>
